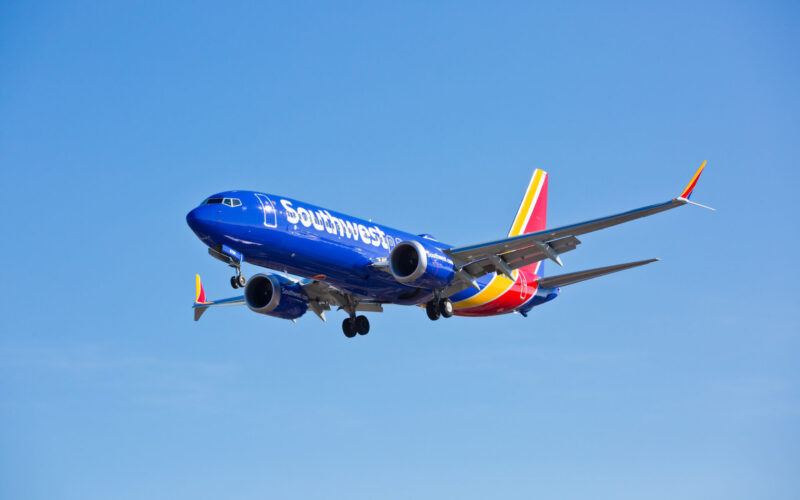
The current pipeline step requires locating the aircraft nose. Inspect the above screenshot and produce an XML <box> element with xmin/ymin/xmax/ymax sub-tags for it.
<box><xmin>186</xmin><ymin>206</ymin><xmax>211</xmax><ymax>235</ymax></box>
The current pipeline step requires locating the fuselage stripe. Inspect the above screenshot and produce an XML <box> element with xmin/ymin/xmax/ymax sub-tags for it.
<box><xmin>453</xmin><ymin>271</ymin><xmax>518</xmax><ymax>309</ymax></box>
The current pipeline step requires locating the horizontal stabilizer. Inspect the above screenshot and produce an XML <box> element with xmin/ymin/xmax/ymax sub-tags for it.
<box><xmin>537</xmin><ymin>259</ymin><xmax>659</xmax><ymax>289</ymax></box>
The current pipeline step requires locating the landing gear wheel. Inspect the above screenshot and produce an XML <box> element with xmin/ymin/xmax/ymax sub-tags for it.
<box><xmin>230</xmin><ymin>276</ymin><xmax>240</xmax><ymax>289</ymax></box>
<box><xmin>237</xmin><ymin>274</ymin><xmax>246</xmax><ymax>287</ymax></box>
<box><xmin>355</xmin><ymin>315</ymin><xmax>370</xmax><ymax>335</ymax></box>
<box><xmin>342</xmin><ymin>318</ymin><xmax>357</xmax><ymax>338</ymax></box>
<box><xmin>426</xmin><ymin>301</ymin><xmax>441</xmax><ymax>321</ymax></box>
<box><xmin>439</xmin><ymin>298</ymin><xmax>454</xmax><ymax>318</ymax></box>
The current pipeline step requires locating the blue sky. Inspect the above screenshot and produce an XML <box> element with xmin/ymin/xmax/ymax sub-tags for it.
<box><xmin>1</xmin><ymin>1</ymin><xmax>798</xmax><ymax>498</ymax></box>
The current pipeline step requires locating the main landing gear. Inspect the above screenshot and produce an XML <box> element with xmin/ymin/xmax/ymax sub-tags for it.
<box><xmin>426</xmin><ymin>297</ymin><xmax>454</xmax><ymax>321</ymax></box>
<box><xmin>342</xmin><ymin>315</ymin><xmax>370</xmax><ymax>338</ymax></box>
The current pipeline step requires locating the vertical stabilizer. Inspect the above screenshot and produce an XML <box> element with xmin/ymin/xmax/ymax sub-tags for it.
<box><xmin>508</xmin><ymin>169</ymin><xmax>548</xmax><ymax>275</ymax></box>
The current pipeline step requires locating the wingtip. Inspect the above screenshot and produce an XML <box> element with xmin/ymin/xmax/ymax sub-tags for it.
<box><xmin>193</xmin><ymin>305</ymin><xmax>209</xmax><ymax>321</ymax></box>
<box><xmin>679</xmin><ymin>161</ymin><xmax>707</xmax><ymax>199</ymax></box>
<box><xmin>195</xmin><ymin>274</ymin><xmax>206</xmax><ymax>304</ymax></box>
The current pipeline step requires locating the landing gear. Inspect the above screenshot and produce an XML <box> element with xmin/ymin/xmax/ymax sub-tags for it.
<box><xmin>426</xmin><ymin>297</ymin><xmax>454</xmax><ymax>320</ymax></box>
<box><xmin>426</xmin><ymin>301</ymin><xmax>441</xmax><ymax>321</ymax></box>
<box><xmin>342</xmin><ymin>318</ymin><xmax>357</xmax><ymax>338</ymax></box>
<box><xmin>230</xmin><ymin>272</ymin><xmax>246</xmax><ymax>289</ymax></box>
<box><xmin>208</xmin><ymin>246</ymin><xmax>247</xmax><ymax>289</ymax></box>
<box><xmin>439</xmin><ymin>298</ymin><xmax>454</xmax><ymax>318</ymax></box>
<box><xmin>355</xmin><ymin>315</ymin><xmax>370</xmax><ymax>335</ymax></box>
<box><xmin>342</xmin><ymin>315</ymin><xmax>370</xmax><ymax>338</ymax></box>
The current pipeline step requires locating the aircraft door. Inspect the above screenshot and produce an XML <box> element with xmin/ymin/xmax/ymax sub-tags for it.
<box><xmin>255</xmin><ymin>194</ymin><xmax>278</xmax><ymax>228</ymax></box>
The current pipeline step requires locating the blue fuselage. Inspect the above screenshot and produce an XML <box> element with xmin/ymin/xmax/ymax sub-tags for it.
<box><xmin>186</xmin><ymin>190</ymin><xmax>465</xmax><ymax>305</ymax></box>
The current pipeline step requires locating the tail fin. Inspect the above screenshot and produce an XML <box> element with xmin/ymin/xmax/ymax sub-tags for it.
<box><xmin>508</xmin><ymin>169</ymin><xmax>548</xmax><ymax>275</ymax></box>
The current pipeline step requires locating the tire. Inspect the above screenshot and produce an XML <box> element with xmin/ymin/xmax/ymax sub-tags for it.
<box><xmin>355</xmin><ymin>315</ymin><xmax>370</xmax><ymax>335</ymax></box>
<box><xmin>342</xmin><ymin>318</ymin><xmax>357</xmax><ymax>338</ymax></box>
<box><xmin>439</xmin><ymin>298</ymin><xmax>454</xmax><ymax>318</ymax></box>
<box><xmin>237</xmin><ymin>274</ymin><xmax>247</xmax><ymax>287</ymax></box>
<box><xmin>230</xmin><ymin>276</ymin><xmax>240</xmax><ymax>289</ymax></box>
<box><xmin>426</xmin><ymin>301</ymin><xmax>440</xmax><ymax>321</ymax></box>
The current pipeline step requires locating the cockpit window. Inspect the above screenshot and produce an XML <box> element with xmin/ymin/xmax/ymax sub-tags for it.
<box><xmin>204</xmin><ymin>197</ymin><xmax>241</xmax><ymax>206</ymax></box>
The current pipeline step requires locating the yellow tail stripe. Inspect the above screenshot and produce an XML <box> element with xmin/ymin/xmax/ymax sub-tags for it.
<box><xmin>509</xmin><ymin>169</ymin><xmax>544</xmax><ymax>237</ymax></box>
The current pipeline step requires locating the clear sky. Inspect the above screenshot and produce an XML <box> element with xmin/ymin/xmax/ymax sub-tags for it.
<box><xmin>1</xmin><ymin>2</ymin><xmax>798</xmax><ymax>499</ymax></box>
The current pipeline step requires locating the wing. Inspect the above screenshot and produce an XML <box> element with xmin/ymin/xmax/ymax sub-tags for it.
<box><xmin>444</xmin><ymin>163</ymin><xmax>710</xmax><ymax>293</ymax></box>
<box><xmin>298</xmin><ymin>279</ymin><xmax>385</xmax><ymax>321</ymax></box>
<box><xmin>192</xmin><ymin>274</ymin><xmax>245</xmax><ymax>321</ymax></box>
<box><xmin>192</xmin><ymin>274</ymin><xmax>384</xmax><ymax>322</ymax></box>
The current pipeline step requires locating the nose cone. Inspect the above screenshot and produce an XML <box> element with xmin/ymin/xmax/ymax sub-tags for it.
<box><xmin>186</xmin><ymin>206</ymin><xmax>213</xmax><ymax>237</ymax></box>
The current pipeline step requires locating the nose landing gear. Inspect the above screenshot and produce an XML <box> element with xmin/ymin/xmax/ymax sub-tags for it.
<box><xmin>207</xmin><ymin>246</ymin><xmax>248</xmax><ymax>289</ymax></box>
<box><xmin>230</xmin><ymin>272</ymin><xmax>246</xmax><ymax>289</ymax></box>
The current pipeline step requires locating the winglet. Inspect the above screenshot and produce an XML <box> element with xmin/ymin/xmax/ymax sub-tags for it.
<box><xmin>195</xmin><ymin>274</ymin><xmax>207</xmax><ymax>304</ymax></box>
<box><xmin>193</xmin><ymin>305</ymin><xmax>209</xmax><ymax>322</ymax></box>
<box><xmin>679</xmin><ymin>161</ymin><xmax>706</xmax><ymax>199</ymax></box>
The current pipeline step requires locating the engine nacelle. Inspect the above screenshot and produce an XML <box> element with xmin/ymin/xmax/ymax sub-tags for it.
<box><xmin>389</xmin><ymin>240</ymin><xmax>456</xmax><ymax>289</ymax></box>
<box><xmin>244</xmin><ymin>274</ymin><xmax>309</xmax><ymax>320</ymax></box>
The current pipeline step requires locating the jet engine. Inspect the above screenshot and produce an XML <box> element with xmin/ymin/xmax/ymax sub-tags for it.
<box><xmin>244</xmin><ymin>274</ymin><xmax>309</xmax><ymax>320</ymax></box>
<box><xmin>389</xmin><ymin>240</ymin><xmax>456</xmax><ymax>289</ymax></box>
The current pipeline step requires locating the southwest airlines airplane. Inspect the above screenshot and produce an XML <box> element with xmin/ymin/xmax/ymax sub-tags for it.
<box><xmin>187</xmin><ymin>163</ymin><xmax>710</xmax><ymax>337</ymax></box>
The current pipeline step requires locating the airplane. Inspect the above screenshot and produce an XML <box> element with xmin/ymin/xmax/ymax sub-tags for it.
<box><xmin>187</xmin><ymin>162</ymin><xmax>710</xmax><ymax>338</ymax></box>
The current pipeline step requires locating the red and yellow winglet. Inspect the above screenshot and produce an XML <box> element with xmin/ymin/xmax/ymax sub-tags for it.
<box><xmin>195</xmin><ymin>274</ymin><xmax>207</xmax><ymax>304</ymax></box>
<box><xmin>679</xmin><ymin>161</ymin><xmax>706</xmax><ymax>199</ymax></box>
